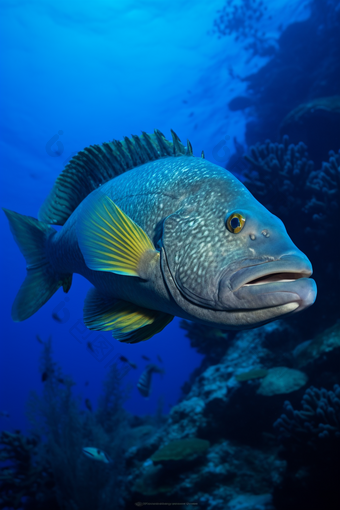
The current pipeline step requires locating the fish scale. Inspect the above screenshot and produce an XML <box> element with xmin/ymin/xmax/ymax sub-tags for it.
<box><xmin>4</xmin><ymin>129</ymin><xmax>316</xmax><ymax>343</ymax></box>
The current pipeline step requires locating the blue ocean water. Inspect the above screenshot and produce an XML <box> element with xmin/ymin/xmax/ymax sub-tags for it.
<box><xmin>0</xmin><ymin>1</ymin><xmax>339</xmax><ymax>509</ymax></box>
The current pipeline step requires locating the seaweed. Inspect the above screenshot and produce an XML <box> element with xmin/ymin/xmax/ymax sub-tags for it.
<box><xmin>25</xmin><ymin>338</ymin><xmax>129</xmax><ymax>509</ymax></box>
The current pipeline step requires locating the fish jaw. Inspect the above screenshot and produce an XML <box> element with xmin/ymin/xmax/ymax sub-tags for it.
<box><xmin>218</xmin><ymin>254</ymin><xmax>317</xmax><ymax>314</ymax></box>
<box><xmin>161</xmin><ymin>247</ymin><xmax>317</xmax><ymax>330</ymax></box>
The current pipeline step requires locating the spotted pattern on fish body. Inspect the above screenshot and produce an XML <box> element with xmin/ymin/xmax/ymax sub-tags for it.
<box><xmin>4</xmin><ymin>129</ymin><xmax>317</xmax><ymax>343</ymax></box>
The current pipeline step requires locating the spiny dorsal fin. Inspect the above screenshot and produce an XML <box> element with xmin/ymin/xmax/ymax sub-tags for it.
<box><xmin>39</xmin><ymin>129</ymin><xmax>193</xmax><ymax>226</ymax></box>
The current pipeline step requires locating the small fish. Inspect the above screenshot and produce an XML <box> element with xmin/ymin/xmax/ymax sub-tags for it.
<box><xmin>52</xmin><ymin>312</ymin><xmax>62</xmax><ymax>323</ymax></box>
<box><xmin>142</xmin><ymin>355</ymin><xmax>150</xmax><ymax>361</ymax></box>
<box><xmin>85</xmin><ymin>380</ymin><xmax>89</xmax><ymax>386</ymax></box>
<box><xmin>82</xmin><ymin>447</ymin><xmax>112</xmax><ymax>463</ymax></box>
<box><xmin>137</xmin><ymin>364</ymin><xmax>164</xmax><ymax>398</ymax></box>
<box><xmin>85</xmin><ymin>398</ymin><xmax>92</xmax><ymax>412</ymax></box>
<box><xmin>87</xmin><ymin>341</ymin><xmax>94</xmax><ymax>353</ymax></box>
<box><xmin>36</xmin><ymin>334</ymin><xmax>44</xmax><ymax>344</ymax></box>
<box><xmin>0</xmin><ymin>411</ymin><xmax>10</xmax><ymax>418</ymax></box>
<box><xmin>57</xmin><ymin>377</ymin><xmax>65</xmax><ymax>384</ymax></box>
<box><xmin>119</xmin><ymin>355</ymin><xmax>137</xmax><ymax>369</ymax></box>
<box><xmin>41</xmin><ymin>371</ymin><xmax>48</xmax><ymax>382</ymax></box>
<box><xmin>157</xmin><ymin>355</ymin><xmax>163</xmax><ymax>363</ymax></box>
<box><xmin>4</xmin><ymin>129</ymin><xmax>316</xmax><ymax>341</ymax></box>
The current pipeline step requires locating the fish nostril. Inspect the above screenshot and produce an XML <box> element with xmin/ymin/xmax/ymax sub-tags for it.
<box><xmin>249</xmin><ymin>234</ymin><xmax>256</xmax><ymax>241</ymax></box>
<box><xmin>261</xmin><ymin>229</ymin><xmax>270</xmax><ymax>238</ymax></box>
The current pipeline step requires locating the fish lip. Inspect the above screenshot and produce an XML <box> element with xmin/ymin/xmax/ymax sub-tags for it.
<box><xmin>218</xmin><ymin>254</ymin><xmax>317</xmax><ymax>313</ymax></box>
<box><xmin>227</xmin><ymin>254</ymin><xmax>313</xmax><ymax>292</ymax></box>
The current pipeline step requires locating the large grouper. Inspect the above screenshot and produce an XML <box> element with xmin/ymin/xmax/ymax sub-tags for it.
<box><xmin>4</xmin><ymin>129</ymin><xmax>317</xmax><ymax>343</ymax></box>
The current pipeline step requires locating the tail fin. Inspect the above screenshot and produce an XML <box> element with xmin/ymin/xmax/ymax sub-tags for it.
<box><xmin>3</xmin><ymin>209</ymin><xmax>72</xmax><ymax>321</ymax></box>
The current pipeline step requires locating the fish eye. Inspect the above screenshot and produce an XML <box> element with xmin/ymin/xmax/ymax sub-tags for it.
<box><xmin>225</xmin><ymin>212</ymin><xmax>246</xmax><ymax>234</ymax></box>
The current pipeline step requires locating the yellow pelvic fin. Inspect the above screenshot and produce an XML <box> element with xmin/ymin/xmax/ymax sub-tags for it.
<box><xmin>77</xmin><ymin>192</ymin><xmax>155</xmax><ymax>277</ymax></box>
<box><xmin>84</xmin><ymin>288</ymin><xmax>173</xmax><ymax>343</ymax></box>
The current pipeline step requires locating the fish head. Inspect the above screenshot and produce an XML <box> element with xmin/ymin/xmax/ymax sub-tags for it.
<box><xmin>160</xmin><ymin>165</ymin><xmax>316</xmax><ymax>329</ymax></box>
<box><xmin>82</xmin><ymin>447</ymin><xmax>111</xmax><ymax>463</ymax></box>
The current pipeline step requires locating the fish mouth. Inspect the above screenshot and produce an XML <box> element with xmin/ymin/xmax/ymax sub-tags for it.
<box><xmin>161</xmin><ymin>248</ymin><xmax>316</xmax><ymax>329</ymax></box>
<box><xmin>220</xmin><ymin>255</ymin><xmax>317</xmax><ymax>313</ymax></box>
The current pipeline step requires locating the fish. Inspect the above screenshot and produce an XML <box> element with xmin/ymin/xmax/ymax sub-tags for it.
<box><xmin>52</xmin><ymin>312</ymin><xmax>62</xmax><ymax>323</ymax></box>
<box><xmin>36</xmin><ymin>334</ymin><xmax>44</xmax><ymax>344</ymax></box>
<box><xmin>3</xmin><ymin>129</ymin><xmax>317</xmax><ymax>343</ymax></box>
<box><xmin>41</xmin><ymin>371</ymin><xmax>48</xmax><ymax>382</ymax></box>
<box><xmin>85</xmin><ymin>398</ymin><xmax>92</xmax><ymax>412</ymax></box>
<box><xmin>157</xmin><ymin>355</ymin><xmax>163</xmax><ymax>363</ymax></box>
<box><xmin>85</xmin><ymin>380</ymin><xmax>89</xmax><ymax>386</ymax></box>
<box><xmin>119</xmin><ymin>355</ymin><xmax>137</xmax><ymax>369</ymax></box>
<box><xmin>87</xmin><ymin>341</ymin><xmax>95</xmax><ymax>353</ymax></box>
<box><xmin>82</xmin><ymin>447</ymin><xmax>112</xmax><ymax>463</ymax></box>
<box><xmin>137</xmin><ymin>364</ymin><xmax>164</xmax><ymax>398</ymax></box>
<box><xmin>142</xmin><ymin>355</ymin><xmax>150</xmax><ymax>361</ymax></box>
<box><xmin>57</xmin><ymin>377</ymin><xmax>65</xmax><ymax>384</ymax></box>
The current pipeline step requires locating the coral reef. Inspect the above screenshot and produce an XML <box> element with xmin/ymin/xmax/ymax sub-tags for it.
<box><xmin>243</xmin><ymin>136</ymin><xmax>313</xmax><ymax>225</ymax></box>
<box><xmin>272</xmin><ymin>385</ymin><xmax>340</xmax><ymax>509</ymax></box>
<box><xmin>151</xmin><ymin>438</ymin><xmax>210</xmax><ymax>462</ymax></box>
<box><xmin>180</xmin><ymin>320</ymin><xmax>230</xmax><ymax>364</ymax></box>
<box><xmin>274</xmin><ymin>385</ymin><xmax>340</xmax><ymax>451</ymax></box>
<box><xmin>279</xmin><ymin>96</ymin><xmax>340</xmax><ymax>161</ymax></box>
<box><xmin>235</xmin><ymin>369</ymin><xmax>268</xmax><ymax>382</ymax></box>
<box><xmin>257</xmin><ymin>367</ymin><xmax>308</xmax><ymax>396</ymax></box>
<box><xmin>0</xmin><ymin>431</ymin><xmax>57</xmax><ymax>510</ymax></box>
<box><xmin>240</xmin><ymin>0</ymin><xmax>340</xmax><ymax>153</ymax></box>
<box><xmin>305</xmin><ymin>148</ymin><xmax>340</xmax><ymax>234</ymax></box>
<box><xmin>123</xmin><ymin>319</ymin><xmax>340</xmax><ymax>508</ymax></box>
<box><xmin>243</xmin><ymin>136</ymin><xmax>340</xmax><ymax>335</ymax></box>
<box><xmin>293</xmin><ymin>321</ymin><xmax>340</xmax><ymax>368</ymax></box>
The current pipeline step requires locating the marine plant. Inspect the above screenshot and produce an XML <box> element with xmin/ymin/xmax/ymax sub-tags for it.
<box><xmin>25</xmin><ymin>338</ymin><xmax>129</xmax><ymax>510</ymax></box>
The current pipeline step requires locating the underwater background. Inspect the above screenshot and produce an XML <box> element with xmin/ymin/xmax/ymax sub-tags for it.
<box><xmin>0</xmin><ymin>0</ymin><xmax>339</xmax><ymax>508</ymax></box>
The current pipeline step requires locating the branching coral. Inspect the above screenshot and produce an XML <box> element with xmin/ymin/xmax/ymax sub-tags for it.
<box><xmin>273</xmin><ymin>385</ymin><xmax>340</xmax><ymax>451</ymax></box>
<box><xmin>273</xmin><ymin>384</ymin><xmax>340</xmax><ymax>509</ymax></box>
<box><xmin>304</xmin><ymin>149</ymin><xmax>340</xmax><ymax>232</ymax></box>
<box><xmin>243</xmin><ymin>136</ymin><xmax>313</xmax><ymax>220</ymax></box>
<box><xmin>243</xmin><ymin>136</ymin><xmax>340</xmax><ymax>332</ymax></box>
<box><xmin>243</xmin><ymin>137</ymin><xmax>340</xmax><ymax>241</ymax></box>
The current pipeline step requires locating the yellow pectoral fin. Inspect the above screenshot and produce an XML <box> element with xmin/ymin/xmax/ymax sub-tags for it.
<box><xmin>84</xmin><ymin>288</ymin><xmax>173</xmax><ymax>343</ymax></box>
<box><xmin>77</xmin><ymin>191</ymin><xmax>156</xmax><ymax>277</ymax></box>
